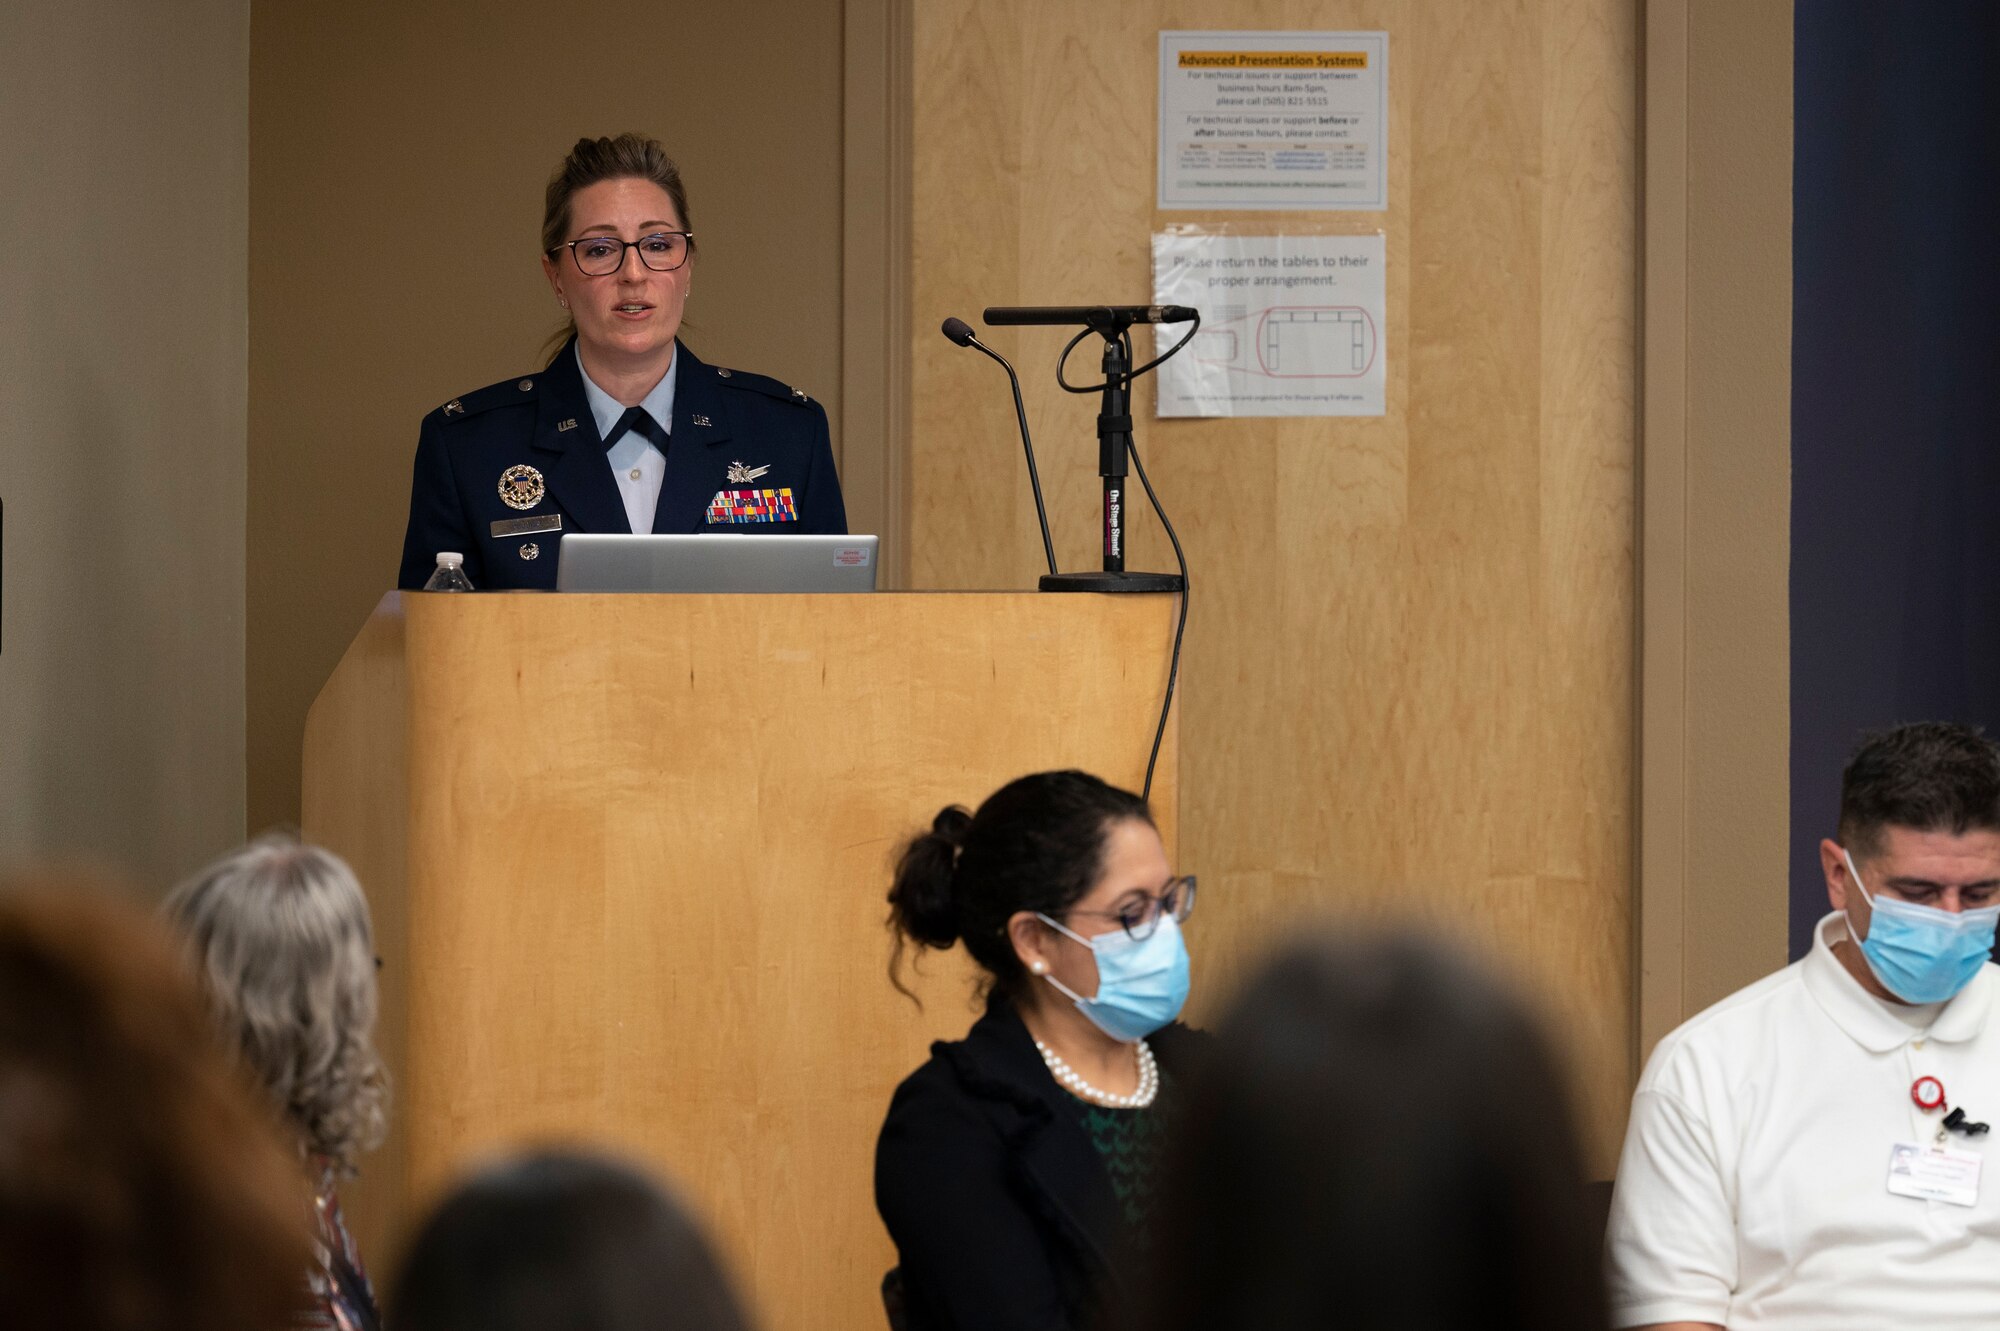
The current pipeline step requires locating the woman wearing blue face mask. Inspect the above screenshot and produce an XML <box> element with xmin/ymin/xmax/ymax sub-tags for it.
<box><xmin>874</xmin><ymin>770</ymin><xmax>1205</xmax><ymax>1331</ymax></box>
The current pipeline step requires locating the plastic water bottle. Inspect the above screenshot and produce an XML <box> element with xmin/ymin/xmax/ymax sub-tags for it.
<box><xmin>423</xmin><ymin>552</ymin><xmax>475</xmax><ymax>592</ymax></box>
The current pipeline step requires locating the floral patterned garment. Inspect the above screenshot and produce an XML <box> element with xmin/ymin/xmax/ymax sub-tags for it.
<box><xmin>300</xmin><ymin>1159</ymin><xmax>380</xmax><ymax>1331</ymax></box>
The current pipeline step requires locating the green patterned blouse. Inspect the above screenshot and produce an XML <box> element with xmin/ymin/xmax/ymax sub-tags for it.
<box><xmin>1070</xmin><ymin>1067</ymin><xmax>1176</xmax><ymax>1245</ymax></box>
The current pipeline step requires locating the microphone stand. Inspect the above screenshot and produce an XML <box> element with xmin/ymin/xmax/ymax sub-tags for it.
<box><xmin>1039</xmin><ymin>315</ymin><xmax>1184</xmax><ymax>593</ymax></box>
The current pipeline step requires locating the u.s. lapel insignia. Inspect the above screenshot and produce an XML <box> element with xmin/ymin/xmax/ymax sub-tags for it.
<box><xmin>726</xmin><ymin>460</ymin><xmax>771</xmax><ymax>484</ymax></box>
<box><xmin>693</xmin><ymin>414</ymin><xmax>712</xmax><ymax>428</ymax></box>
<box><xmin>442</xmin><ymin>399</ymin><xmax>464</xmax><ymax>416</ymax></box>
<box><xmin>556</xmin><ymin>418</ymin><xmax>578</xmax><ymax>432</ymax></box>
<box><xmin>498</xmin><ymin>464</ymin><xmax>546</xmax><ymax>510</ymax></box>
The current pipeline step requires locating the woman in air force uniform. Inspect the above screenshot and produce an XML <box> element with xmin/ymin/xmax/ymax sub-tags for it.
<box><xmin>398</xmin><ymin>133</ymin><xmax>847</xmax><ymax>591</ymax></box>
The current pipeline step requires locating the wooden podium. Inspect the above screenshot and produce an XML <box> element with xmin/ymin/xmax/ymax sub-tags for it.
<box><xmin>302</xmin><ymin>591</ymin><xmax>1179</xmax><ymax>1331</ymax></box>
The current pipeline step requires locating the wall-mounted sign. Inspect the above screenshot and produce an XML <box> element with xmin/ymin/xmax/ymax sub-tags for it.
<box><xmin>1158</xmin><ymin>30</ymin><xmax>1389</xmax><ymax>211</ymax></box>
<box><xmin>1153</xmin><ymin>229</ymin><xmax>1386</xmax><ymax>418</ymax></box>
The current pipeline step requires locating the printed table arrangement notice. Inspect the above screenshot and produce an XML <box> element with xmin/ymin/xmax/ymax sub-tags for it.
<box><xmin>1152</xmin><ymin>230</ymin><xmax>1386</xmax><ymax>418</ymax></box>
<box><xmin>1158</xmin><ymin>30</ymin><xmax>1388</xmax><ymax>211</ymax></box>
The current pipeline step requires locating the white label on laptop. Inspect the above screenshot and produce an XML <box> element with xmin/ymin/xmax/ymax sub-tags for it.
<box><xmin>833</xmin><ymin>546</ymin><xmax>872</xmax><ymax>567</ymax></box>
<box><xmin>1887</xmin><ymin>1142</ymin><xmax>1981</xmax><ymax>1206</ymax></box>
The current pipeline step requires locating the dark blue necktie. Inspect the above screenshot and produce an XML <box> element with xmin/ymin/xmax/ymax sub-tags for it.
<box><xmin>603</xmin><ymin>406</ymin><xmax>669</xmax><ymax>453</ymax></box>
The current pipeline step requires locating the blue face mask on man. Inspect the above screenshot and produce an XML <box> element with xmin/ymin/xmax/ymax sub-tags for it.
<box><xmin>1034</xmin><ymin>911</ymin><xmax>1192</xmax><ymax>1041</ymax></box>
<box><xmin>1842</xmin><ymin>847</ymin><xmax>2000</xmax><ymax>1004</ymax></box>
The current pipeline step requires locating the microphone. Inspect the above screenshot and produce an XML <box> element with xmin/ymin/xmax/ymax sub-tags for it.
<box><xmin>983</xmin><ymin>305</ymin><xmax>1198</xmax><ymax>328</ymax></box>
<box><xmin>940</xmin><ymin>317</ymin><xmax>1059</xmax><ymax>578</ymax></box>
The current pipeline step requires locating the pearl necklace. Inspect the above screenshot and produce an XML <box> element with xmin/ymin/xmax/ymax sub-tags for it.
<box><xmin>1033</xmin><ymin>1037</ymin><xmax>1159</xmax><ymax>1109</ymax></box>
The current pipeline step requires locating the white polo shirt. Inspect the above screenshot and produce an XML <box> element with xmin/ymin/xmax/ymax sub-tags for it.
<box><xmin>1607</xmin><ymin>912</ymin><xmax>2000</xmax><ymax>1328</ymax></box>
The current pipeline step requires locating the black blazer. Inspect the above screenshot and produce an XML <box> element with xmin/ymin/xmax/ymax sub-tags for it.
<box><xmin>874</xmin><ymin>994</ymin><xmax>1206</xmax><ymax>1331</ymax></box>
<box><xmin>396</xmin><ymin>338</ymin><xmax>847</xmax><ymax>590</ymax></box>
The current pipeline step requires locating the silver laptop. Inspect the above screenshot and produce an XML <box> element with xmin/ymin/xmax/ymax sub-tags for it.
<box><xmin>555</xmin><ymin>534</ymin><xmax>880</xmax><ymax>593</ymax></box>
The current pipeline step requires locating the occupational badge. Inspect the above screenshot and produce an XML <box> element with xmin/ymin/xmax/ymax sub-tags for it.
<box><xmin>520</xmin><ymin>542</ymin><xmax>540</xmax><ymax>560</ymax></box>
<box><xmin>726</xmin><ymin>460</ymin><xmax>771</xmax><ymax>484</ymax></box>
<box><xmin>498</xmin><ymin>464</ymin><xmax>546</xmax><ymax>510</ymax></box>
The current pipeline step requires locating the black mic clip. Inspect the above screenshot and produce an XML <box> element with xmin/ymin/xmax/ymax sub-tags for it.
<box><xmin>1945</xmin><ymin>1107</ymin><xmax>1991</xmax><ymax>1136</ymax></box>
<box><xmin>1083</xmin><ymin>306</ymin><xmax>1142</xmax><ymax>333</ymax></box>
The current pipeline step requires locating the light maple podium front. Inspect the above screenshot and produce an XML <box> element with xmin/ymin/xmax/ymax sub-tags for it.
<box><xmin>302</xmin><ymin>591</ymin><xmax>1179</xmax><ymax>1331</ymax></box>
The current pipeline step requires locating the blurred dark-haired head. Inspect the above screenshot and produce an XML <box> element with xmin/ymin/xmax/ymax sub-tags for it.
<box><xmin>886</xmin><ymin>769</ymin><xmax>1150</xmax><ymax>998</ymax></box>
<box><xmin>1130</xmin><ymin>931</ymin><xmax>1608</xmax><ymax>1331</ymax></box>
<box><xmin>0</xmin><ymin>877</ymin><xmax>311</xmax><ymax>1331</ymax></box>
<box><xmin>390</xmin><ymin>1150</ymin><xmax>753</xmax><ymax>1331</ymax></box>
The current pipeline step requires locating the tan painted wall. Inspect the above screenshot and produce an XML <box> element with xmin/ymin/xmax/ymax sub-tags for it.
<box><xmin>247</xmin><ymin>3</ymin><xmax>845</xmax><ymax>832</ymax></box>
<box><xmin>908</xmin><ymin>0</ymin><xmax>1637</xmax><ymax>1172</ymax></box>
<box><xmin>1638</xmin><ymin>0</ymin><xmax>1793</xmax><ymax>1055</ymax></box>
<box><xmin>0</xmin><ymin>0</ymin><xmax>249</xmax><ymax>889</ymax></box>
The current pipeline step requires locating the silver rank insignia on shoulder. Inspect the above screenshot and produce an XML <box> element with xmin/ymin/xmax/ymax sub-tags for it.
<box><xmin>693</xmin><ymin>414</ymin><xmax>712</xmax><ymax>428</ymax></box>
<box><xmin>791</xmin><ymin>387</ymin><xmax>808</xmax><ymax>400</ymax></box>
<box><xmin>557</xmin><ymin>418</ymin><xmax>578</xmax><ymax>432</ymax></box>
<box><xmin>726</xmin><ymin>460</ymin><xmax>771</xmax><ymax>484</ymax></box>
<box><xmin>498</xmin><ymin>464</ymin><xmax>546</xmax><ymax>510</ymax></box>
<box><xmin>442</xmin><ymin>399</ymin><xmax>464</xmax><ymax>416</ymax></box>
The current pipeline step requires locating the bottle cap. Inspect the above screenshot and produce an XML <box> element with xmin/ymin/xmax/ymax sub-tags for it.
<box><xmin>436</xmin><ymin>552</ymin><xmax>464</xmax><ymax>567</ymax></box>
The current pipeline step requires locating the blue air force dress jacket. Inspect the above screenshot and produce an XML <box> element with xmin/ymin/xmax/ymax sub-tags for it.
<box><xmin>397</xmin><ymin>338</ymin><xmax>847</xmax><ymax>590</ymax></box>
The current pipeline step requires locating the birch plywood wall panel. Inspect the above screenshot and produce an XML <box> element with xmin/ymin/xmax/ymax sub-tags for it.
<box><xmin>908</xmin><ymin>0</ymin><xmax>1635</xmax><ymax>1169</ymax></box>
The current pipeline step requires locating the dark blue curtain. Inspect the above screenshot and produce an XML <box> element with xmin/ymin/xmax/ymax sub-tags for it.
<box><xmin>1789</xmin><ymin>3</ymin><xmax>2000</xmax><ymax>958</ymax></box>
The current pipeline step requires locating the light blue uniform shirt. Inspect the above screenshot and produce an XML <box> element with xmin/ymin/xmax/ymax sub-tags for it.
<box><xmin>575</xmin><ymin>343</ymin><xmax>678</xmax><ymax>534</ymax></box>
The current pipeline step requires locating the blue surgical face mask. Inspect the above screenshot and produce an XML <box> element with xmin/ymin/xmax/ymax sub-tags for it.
<box><xmin>1842</xmin><ymin>848</ymin><xmax>2000</xmax><ymax>1003</ymax></box>
<box><xmin>1034</xmin><ymin>911</ymin><xmax>1192</xmax><ymax>1041</ymax></box>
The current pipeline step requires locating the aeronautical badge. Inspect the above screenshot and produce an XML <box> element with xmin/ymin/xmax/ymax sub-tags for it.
<box><xmin>498</xmin><ymin>464</ymin><xmax>546</xmax><ymax>510</ymax></box>
<box><xmin>725</xmin><ymin>460</ymin><xmax>771</xmax><ymax>484</ymax></box>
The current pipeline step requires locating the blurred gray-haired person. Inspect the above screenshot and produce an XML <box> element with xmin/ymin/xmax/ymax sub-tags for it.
<box><xmin>166</xmin><ymin>833</ymin><xmax>390</xmax><ymax>1331</ymax></box>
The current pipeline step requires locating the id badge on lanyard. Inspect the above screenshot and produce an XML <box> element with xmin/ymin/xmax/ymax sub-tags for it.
<box><xmin>1893</xmin><ymin>1075</ymin><xmax>1989</xmax><ymax>1207</ymax></box>
<box><xmin>1887</xmin><ymin>1141</ymin><xmax>1983</xmax><ymax>1207</ymax></box>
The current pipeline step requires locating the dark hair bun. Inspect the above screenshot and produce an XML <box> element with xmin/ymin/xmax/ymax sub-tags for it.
<box><xmin>929</xmin><ymin>805</ymin><xmax>972</xmax><ymax>845</ymax></box>
<box><xmin>887</xmin><ymin>806</ymin><xmax>969</xmax><ymax>949</ymax></box>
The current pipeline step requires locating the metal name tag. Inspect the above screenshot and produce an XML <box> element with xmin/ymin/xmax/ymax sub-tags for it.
<box><xmin>491</xmin><ymin>514</ymin><xmax>562</xmax><ymax>538</ymax></box>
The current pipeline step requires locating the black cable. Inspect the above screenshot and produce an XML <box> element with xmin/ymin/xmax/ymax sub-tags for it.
<box><xmin>1127</xmin><ymin>432</ymin><xmax>1189</xmax><ymax>805</ymax></box>
<box><xmin>1037</xmin><ymin>312</ymin><xmax>1198</xmax><ymax>802</ymax></box>
<box><xmin>1055</xmin><ymin>314</ymin><xmax>1203</xmax><ymax>394</ymax></box>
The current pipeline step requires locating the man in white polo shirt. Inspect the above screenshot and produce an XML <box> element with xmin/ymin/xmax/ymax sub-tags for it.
<box><xmin>1607</xmin><ymin>721</ymin><xmax>2000</xmax><ymax>1329</ymax></box>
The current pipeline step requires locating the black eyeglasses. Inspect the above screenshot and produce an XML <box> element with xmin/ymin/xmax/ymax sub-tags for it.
<box><xmin>548</xmin><ymin>231</ymin><xmax>694</xmax><ymax>276</ymax></box>
<box><xmin>1065</xmin><ymin>875</ymin><xmax>1198</xmax><ymax>941</ymax></box>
